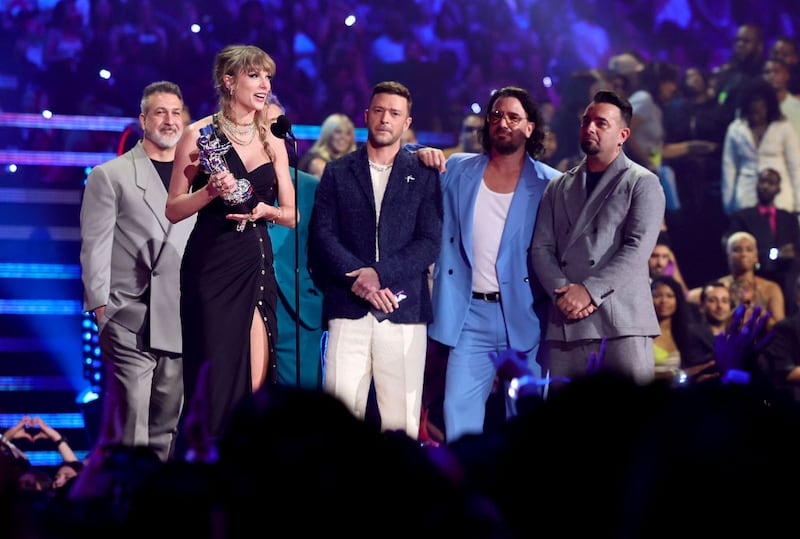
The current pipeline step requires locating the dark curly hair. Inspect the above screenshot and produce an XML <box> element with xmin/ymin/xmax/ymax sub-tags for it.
<box><xmin>481</xmin><ymin>86</ymin><xmax>546</xmax><ymax>159</ymax></box>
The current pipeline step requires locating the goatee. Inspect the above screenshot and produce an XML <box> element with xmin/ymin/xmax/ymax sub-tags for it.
<box><xmin>580</xmin><ymin>141</ymin><xmax>599</xmax><ymax>155</ymax></box>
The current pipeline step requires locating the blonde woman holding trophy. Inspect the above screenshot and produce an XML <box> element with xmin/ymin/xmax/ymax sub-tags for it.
<box><xmin>166</xmin><ymin>44</ymin><xmax>296</xmax><ymax>448</ymax></box>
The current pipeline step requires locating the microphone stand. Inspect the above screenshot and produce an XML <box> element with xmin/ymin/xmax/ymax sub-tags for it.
<box><xmin>287</xmin><ymin>136</ymin><xmax>300</xmax><ymax>388</ymax></box>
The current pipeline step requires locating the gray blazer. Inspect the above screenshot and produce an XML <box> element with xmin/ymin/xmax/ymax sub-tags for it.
<box><xmin>530</xmin><ymin>152</ymin><xmax>665</xmax><ymax>342</ymax></box>
<box><xmin>80</xmin><ymin>141</ymin><xmax>195</xmax><ymax>353</ymax></box>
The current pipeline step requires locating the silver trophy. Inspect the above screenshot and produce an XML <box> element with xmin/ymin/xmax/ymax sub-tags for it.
<box><xmin>197</xmin><ymin>123</ymin><xmax>257</xmax><ymax>232</ymax></box>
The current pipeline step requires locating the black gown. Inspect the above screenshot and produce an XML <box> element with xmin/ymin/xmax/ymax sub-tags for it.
<box><xmin>180</xmin><ymin>125</ymin><xmax>278</xmax><ymax>441</ymax></box>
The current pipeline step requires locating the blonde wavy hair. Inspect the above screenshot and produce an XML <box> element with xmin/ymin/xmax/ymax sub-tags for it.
<box><xmin>307</xmin><ymin>113</ymin><xmax>357</xmax><ymax>162</ymax></box>
<box><xmin>214</xmin><ymin>44</ymin><xmax>278</xmax><ymax>160</ymax></box>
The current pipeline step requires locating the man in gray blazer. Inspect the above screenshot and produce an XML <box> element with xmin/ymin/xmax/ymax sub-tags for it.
<box><xmin>80</xmin><ymin>81</ymin><xmax>195</xmax><ymax>461</ymax></box>
<box><xmin>530</xmin><ymin>90</ymin><xmax>665</xmax><ymax>391</ymax></box>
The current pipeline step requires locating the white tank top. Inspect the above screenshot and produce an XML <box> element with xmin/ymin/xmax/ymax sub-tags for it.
<box><xmin>472</xmin><ymin>179</ymin><xmax>514</xmax><ymax>292</ymax></box>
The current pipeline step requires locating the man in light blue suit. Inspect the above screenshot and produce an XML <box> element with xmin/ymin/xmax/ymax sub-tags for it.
<box><xmin>421</xmin><ymin>87</ymin><xmax>560</xmax><ymax>443</ymax></box>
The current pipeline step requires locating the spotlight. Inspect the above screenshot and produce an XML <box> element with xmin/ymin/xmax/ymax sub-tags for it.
<box><xmin>99</xmin><ymin>69</ymin><xmax>111</xmax><ymax>80</ymax></box>
<box><xmin>7</xmin><ymin>164</ymin><xmax>17</xmax><ymax>173</ymax></box>
<box><xmin>42</xmin><ymin>110</ymin><xmax>53</xmax><ymax>119</ymax></box>
<box><xmin>542</xmin><ymin>76</ymin><xmax>553</xmax><ymax>88</ymax></box>
<box><xmin>344</xmin><ymin>14</ymin><xmax>356</xmax><ymax>26</ymax></box>
<box><xmin>77</xmin><ymin>387</ymin><xmax>99</xmax><ymax>405</ymax></box>
<box><xmin>190</xmin><ymin>23</ymin><xmax>201</xmax><ymax>33</ymax></box>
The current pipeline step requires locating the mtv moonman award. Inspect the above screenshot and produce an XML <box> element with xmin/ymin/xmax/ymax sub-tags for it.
<box><xmin>197</xmin><ymin>123</ymin><xmax>257</xmax><ymax>232</ymax></box>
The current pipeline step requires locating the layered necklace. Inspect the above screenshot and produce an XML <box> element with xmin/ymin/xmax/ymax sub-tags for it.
<box><xmin>219</xmin><ymin>113</ymin><xmax>256</xmax><ymax>146</ymax></box>
<box><xmin>368</xmin><ymin>161</ymin><xmax>393</xmax><ymax>173</ymax></box>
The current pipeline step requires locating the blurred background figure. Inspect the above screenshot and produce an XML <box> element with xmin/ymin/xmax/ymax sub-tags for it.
<box><xmin>651</xmin><ymin>275</ymin><xmax>714</xmax><ymax>385</ymax></box>
<box><xmin>298</xmin><ymin>113</ymin><xmax>357</xmax><ymax>178</ymax></box>
<box><xmin>443</xmin><ymin>113</ymin><xmax>483</xmax><ymax>157</ymax></box>
<box><xmin>726</xmin><ymin>167</ymin><xmax>800</xmax><ymax>316</ymax></box>
<box><xmin>768</xmin><ymin>35</ymin><xmax>800</xmax><ymax>95</ymax></box>
<box><xmin>649</xmin><ymin>232</ymin><xmax>689</xmax><ymax>294</ymax></box>
<box><xmin>401</xmin><ymin>126</ymin><xmax>419</xmax><ymax>146</ymax></box>
<box><xmin>688</xmin><ymin>231</ymin><xmax>785</xmax><ymax>330</ymax></box>
<box><xmin>721</xmin><ymin>79</ymin><xmax>800</xmax><ymax>216</ymax></box>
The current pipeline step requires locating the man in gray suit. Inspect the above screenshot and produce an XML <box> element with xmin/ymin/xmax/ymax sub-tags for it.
<box><xmin>80</xmin><ymin>81</ymin><xmax>195</xmax><ymax>461</ymax></box>
<box><xmin>530</xmin><ymin>90</ymin><xmax>665</xmax><ymax>391</ymax></box>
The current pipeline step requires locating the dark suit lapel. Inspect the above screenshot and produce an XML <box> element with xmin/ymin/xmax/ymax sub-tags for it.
<box><xmin>750</xmin><ymin>210</ymin><xmax>773</xmax><ymax>241</ymax></box>
<box><xmin>381</xmin><ymin>149</ymin><xmax>413</xmax><ymax>209</ymax></box>
<box><xmin>351</xmin><ymin>146</ymin><xmax>376</xmax><ymax>212</ymax></box>
<box><xmin>776</xmin><ymin>211</ymin><xmax>795</xmax><ymax>244</ymax></box>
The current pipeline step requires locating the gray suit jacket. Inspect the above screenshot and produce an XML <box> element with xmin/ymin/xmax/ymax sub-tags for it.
<box><xmin>530</xmin><ymin>152</ymin><xmax>665</xmax><ymax>342</ymax></box>
<box><xmin>80</xmin><ymin>141</ymin><xmax>195</xmax><ymax>353</ymax></box>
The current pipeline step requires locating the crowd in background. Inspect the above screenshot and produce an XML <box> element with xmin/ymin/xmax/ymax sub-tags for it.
<box><xmin>2</xmin><ymin>0</ymin><xmax>800</xmax><ymax>289</ymax></box>
<box><xmin>4</xmin><ymin>1</ymin><xmax>800</xmax><ymax>536</ymax></box>
<box><xmin>2</xmin><ymin>0</ymin><xmax>797</xmax><ymax>131</ymax></box>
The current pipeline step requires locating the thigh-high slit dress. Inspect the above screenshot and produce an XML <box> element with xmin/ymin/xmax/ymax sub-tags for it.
<box><xmin>180</xmin><ymin>129</ymin><xmax>278</xmax><ymax>441</ymax></box>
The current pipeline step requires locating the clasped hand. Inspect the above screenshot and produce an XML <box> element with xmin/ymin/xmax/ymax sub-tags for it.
<box><xmin>346</xmin><ymin>267</ymin><xmax>400</xmax><ymax>313</ymax></box>
<box><xmin>555</xmin><ymin>283</ymin><xmax>596</xmax><ymax>319</ymax></box>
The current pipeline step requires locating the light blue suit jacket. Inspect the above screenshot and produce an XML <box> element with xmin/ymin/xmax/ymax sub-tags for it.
<box><xmin>428</xmin><ymin>152</ymin><xmax>560</xmax><ymax>355</ymax></box>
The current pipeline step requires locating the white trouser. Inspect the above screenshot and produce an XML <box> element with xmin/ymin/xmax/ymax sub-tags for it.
<box><xmin>324</xmin><ymin>314</ymin><xmax>427</xmax><ymax>439</ymax></box>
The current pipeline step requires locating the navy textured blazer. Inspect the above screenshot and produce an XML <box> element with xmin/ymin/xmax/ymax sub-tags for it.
<box><xmin>308</xmin><ymin>145</ymin><xmax>443</xmax><ymax>325</ymax></box>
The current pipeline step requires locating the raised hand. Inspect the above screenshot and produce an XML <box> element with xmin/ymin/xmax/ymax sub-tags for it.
<box><xmin>489</xmin><ymin>348</ymin><xmax>530</xmax><ymax>381</ymax></box>
<box><xmin>3</xmin><ymin>415</ymin><xmax>34</xmax><ymax>442</ymax></box>
<box><xmin>713</xmin><ymin>304</ymin><xmax>775</xmax><ymax>377</ymax></box>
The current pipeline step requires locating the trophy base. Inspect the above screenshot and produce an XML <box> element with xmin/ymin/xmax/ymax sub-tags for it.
<box><xmin>225</xmin><ymin>197</ymin><xmax>259</xmax><ymax>215</ymax></box>
<box><xmin>223</xmin><ymin>179</ymin><xmax>257</xmax><ymax>215</ymax></box>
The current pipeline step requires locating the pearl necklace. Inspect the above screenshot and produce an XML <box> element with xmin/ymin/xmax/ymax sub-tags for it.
<box><xmin>368</xmin><ymin>161</ymin><xmax>393</xmax><ymax>173</ymax></box>
<box><xmin>219</xmin><ymin>114</ymin><xmax>256</xmax><ymax>145</ymax></box>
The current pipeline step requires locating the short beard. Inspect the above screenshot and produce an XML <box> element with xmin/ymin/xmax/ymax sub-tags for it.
<box><xmin>147</xmin><ymin>129</ymin><xmax>181</xmax><ymax>150</ymax></box>
<box><xmin>492</xmin><ymin>138</ymin><xmax>522</xmax><ymax>155</ymax></box>
<box><xmin>580</xmin><ymin>140</ymin><xmax>599</xmax><ymax>155</ymax></box>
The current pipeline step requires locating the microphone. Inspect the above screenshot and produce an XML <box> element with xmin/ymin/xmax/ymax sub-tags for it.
<box><xmin>270</xmin><ymin>114</ymin><xmax>295</xmax><ymax>140</ymax></box>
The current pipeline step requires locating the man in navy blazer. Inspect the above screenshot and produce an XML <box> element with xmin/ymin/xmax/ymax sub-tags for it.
<box><xmin>309</xmin><ymin>81</ymin><xmax>443</xmax><ymax>439</ymax></box>
<box><xmin>531</xmin><ymin>90</ymin><xmax>665</xmax><ymax>391</ymax></box>
<box><xmin>421</xmin><ymin>87</ymin><xmax>560</xmax><ymax>443</ymax></box>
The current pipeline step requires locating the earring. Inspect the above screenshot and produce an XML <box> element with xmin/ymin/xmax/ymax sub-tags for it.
<box><xmin>755</xmin><ymin>261</ymin><xmax>761</xmax><ymax>271</ymax></box>
<box><xmin>229</xmin><ymin>86</ymin><xmax>234</xmax><ymax>97</ymax></box>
